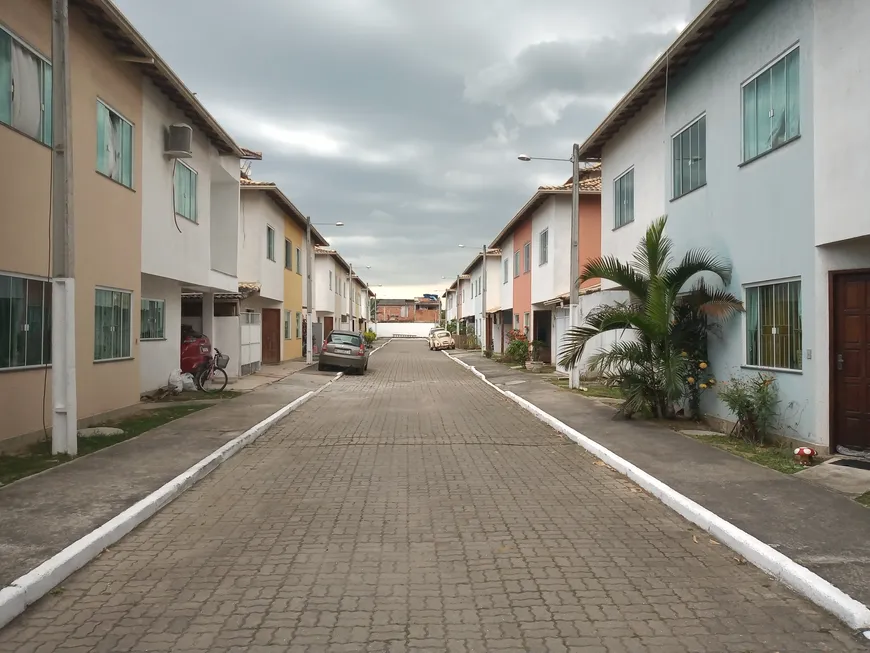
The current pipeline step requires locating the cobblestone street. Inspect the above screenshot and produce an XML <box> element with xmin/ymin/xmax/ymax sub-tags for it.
<box><xmin>0</xmin><ymin>340</ymin><xmax>863</xmax><ymax>652</ymax></box>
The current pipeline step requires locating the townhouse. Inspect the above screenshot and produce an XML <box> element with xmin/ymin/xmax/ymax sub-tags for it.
<box><xmin>454</xmin><ymin>250</ymin><xmax>501</xmax><ymax>350</ymax></box>
<box><xmin>577</xmin><ymin>0</ymin><xmax>870</xmax><ymax>452</ymax></box>
<box><xmin>488</xmin><ymin>168</ymin><xmax>602</xmax><ymax>363</ymax></box>
<box><xmin>237</xmin><ymin>176</ymin><xmax>329</xmax><ymax>364</ymax></box>
<box><xmin>0</xmin><ymin>0</ymin><xmax>246</xmax><ymax>448</ymax></box>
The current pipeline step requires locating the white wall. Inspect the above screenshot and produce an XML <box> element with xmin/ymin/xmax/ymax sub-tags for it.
<box><xmin>485</xmin><ymin>256</ymin><xmax>501</xmax><ymax>312</ymax></box>
<box><xmin>600</xmin><ymin>92</ymin><xmax>666</xmax><ymax>291</ymax></box>
<box><xmin>238</xmin><ymin>193</ymin><xmax>284</xmax><ymax>301</ymax></box>
<box><xmin>500</xmin><ymin>233</ymin><xmax>514</xmax><ymax>312</ymax></box>
<box><xmin>530</xmin><ymin>197</ymin><xmax>556</xmax><ymax>304</ymax></box>
<box><xmin>375</xmin><ymin>322</ymin><xmax>439</xmax><ymax>338</ymax></box>
<box><xmin>139</xmin><ymin>274</ymin><xmax>182</xmax><ymax>393</ymax></box>
<box><xmin>813</xmin><ymin>0</ymin><xmax>870</xmax><ymax>247</ymax></box>
<box><xmin>213</xmin><ymin>316</ymin><xmax>241</xmax><ymax>378</ymax></box>
<box><xmin>460</xmin><ymin>277</ymin><xmax>473</xmax><ymax>319</ymax></box>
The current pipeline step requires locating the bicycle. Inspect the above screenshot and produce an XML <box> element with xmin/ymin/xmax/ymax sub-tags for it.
<box><xmin>195</xmin><ymin>348</ymin><xmax>229</xmax><ymax>393</ymax></box>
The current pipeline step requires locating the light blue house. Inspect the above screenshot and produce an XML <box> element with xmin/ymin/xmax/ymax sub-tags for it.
<box><xmin>577</xmin><ymin>0</ymin><xmax>870</xmax><ymax>453</ymax></box>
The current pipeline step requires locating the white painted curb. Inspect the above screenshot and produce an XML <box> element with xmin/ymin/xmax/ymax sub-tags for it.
<box><xmin>0</xmin><ymin>372</ymin><xmax>343</xmax><ymax>630</ymax></box>
<box><xmin>444</xmin><ymin>351</ymin><xmax>870</xmax><ymax>630</ymax></box>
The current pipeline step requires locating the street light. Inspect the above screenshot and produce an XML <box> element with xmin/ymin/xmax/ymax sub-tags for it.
<box><xmin>306</xmin><ymin>218</ymin><xmax>344</xmax><ymax>365</ymax></box>
<box><xmin>518</xmin><ymin>143</ymin><xmax>582</xmax><ymax>388</ymax></box>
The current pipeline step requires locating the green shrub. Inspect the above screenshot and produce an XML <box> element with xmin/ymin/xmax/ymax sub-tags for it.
<box><xmin>505</xmin><ymin>339</ymin><xmax>528</xmax><ymax>365</ymax></box>
<box><xmin>363</xmin><ymin>330</ymin><xmax>377</xmax><ymax>345</ymax></box>
<box><xmin>718</xmin><ymin>373</ymin><xmax>779</xmax><ymax>444</ymax></box>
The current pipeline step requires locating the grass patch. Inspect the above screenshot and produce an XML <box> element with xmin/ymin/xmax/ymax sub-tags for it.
<box><xmin>0</xmin><ymin>404</ymin><xmax>209</xmax><ymax>486</ymax></box>
<box><xmin>549</xmin><ymin>378</ymin><xmax>625</xmax><ymax>399</ymax></box>
<box><xmin>680</xmin><ymin>432</ymin><xmax>805</xmax><ymax>474</ymax></box>
<box><xmin>153</xmin><ymin>390</ymin><xmax>242</xmax><ymax>402</ymax></box>
<box><xmin>856</xmin><ymin>492</ymin><xmax>870</xmax><ymax>508</ymax></box>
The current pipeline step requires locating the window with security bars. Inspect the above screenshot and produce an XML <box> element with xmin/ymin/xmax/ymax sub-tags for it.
<box><xmin>742</xmin><ymin>47</ymin><xmax>800</xmax><ymax>162</ymax></box>
<box><xmin>745</xmin><ymin>280</ymin><xmax>802</xmax><ymax>370</ymax></box>
<box><xmin>0</xmin><ymin>274</ymin><xmax>51</xmax><ymax>369</ymax></box>
<box><xmin>94</xmin><ymin>288</ymin><xmax>131</xmax><ymax>361</ymax></box>
<box><xmin>673</xmin><ymin>115</ymin><xmax>706</xmax><ymax>198</ymax></box>
<box><xmin>140</xmin><ymin>299</ymin><xmax>165</xmax><ymax>340</ymax></box>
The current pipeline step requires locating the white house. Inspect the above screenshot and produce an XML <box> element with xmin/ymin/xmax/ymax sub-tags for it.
<box><xmin>314</xmin><ymin>247</ymin><xmax>352</xmax><ymax>336</ymax></box>
<box><xmin>139</xmin><ymin>75</ymin><xmax>256</xmax><ymax>394</ymax></box>
<box><xmin>578</xmin><ymin>0</ymin><xmax>870</xmax><ymax>452</ymax></box>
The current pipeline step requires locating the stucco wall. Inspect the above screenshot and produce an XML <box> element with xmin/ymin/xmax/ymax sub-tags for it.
<box><xmin>239</xmin><ymin>193</ymin><xmax>284</xmax><ymax>302</ymax></box>
<box><xmin>139</xmin><ymin>274</ymin><xmax>182</xmax><ymax>393</ymax></box>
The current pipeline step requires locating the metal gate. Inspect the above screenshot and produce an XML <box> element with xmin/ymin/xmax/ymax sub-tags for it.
<box><xmin>240</xmin><ymin>311</ymin><xmax>262</xmax><ymax>376</ymax></box>
<box><xmin>554</xmin><ymin>307</ymin><xmax>570</xmax><ymax>374</ymax></box>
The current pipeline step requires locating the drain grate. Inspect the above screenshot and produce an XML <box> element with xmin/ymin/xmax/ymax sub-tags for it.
<box><xmin>829</xmin><ymin>458</ymin><xmax>870</xmax><ymax>471</ymax></box>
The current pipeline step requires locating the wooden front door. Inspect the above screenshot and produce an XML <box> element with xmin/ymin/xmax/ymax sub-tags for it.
<box><xmin>833</xmin><ymin>272</ymin><xmax>870</xmax><ymax>452</ymax></box>
<box><xmin>262</xmin><ymin>308</ymin><xmax>281</xmax><ymax>364</ymax></box>
<box><xmin>324</xmin><ymin>316</ymin><xmax>334</xmax><ymax>338</ymax></box>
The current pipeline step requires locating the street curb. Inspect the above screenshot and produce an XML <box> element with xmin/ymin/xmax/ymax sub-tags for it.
<box><xmin>0</xmin><ymin>372</ymin><xmax>344</xmax><ymax>630</ymax></box>
<box><xmin>444</xmin><ymin>351</ymin><xmax>870</xmax><ymax>631</ymax></box>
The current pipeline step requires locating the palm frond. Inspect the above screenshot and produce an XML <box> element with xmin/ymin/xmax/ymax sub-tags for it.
<box><xmin>558</xmin><ymin>303</ymin><xmax>644</xmax><ymax>369</ymax></box>
<box><xmin>686</xmin><ymin>279</ymin><xmax>744</xmax><ymax>321</ymax></box>
<box><xmin>579</xmin><ymin>255</ymin><xmax>647</xmax><ymax>298</ymax></box>
<box><xmin>665</xmin><ymin>248</ymin><xmax>734</xmax><ymax>291</ymax></box>
<box><xmin>632</xmin><ymin>216</ymin><xmax>672</xmax><ymax>280</ymax></box>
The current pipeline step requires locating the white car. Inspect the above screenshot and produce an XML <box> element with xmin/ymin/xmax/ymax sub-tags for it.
<box><xmin>428</xmin><ymin>329</ymin><xmax>455</xmax><ymax>351</ymax></box>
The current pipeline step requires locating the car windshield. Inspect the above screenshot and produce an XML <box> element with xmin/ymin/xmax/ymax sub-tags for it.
<box><xmin>435</xmin><ymin>331</ymin><xmax>450</xmax><ymax>338</ymax></box>
<box><xmin>330</xmin><ymin>333</ymin><xmax>362</xmax><ymax>346</ymax></box>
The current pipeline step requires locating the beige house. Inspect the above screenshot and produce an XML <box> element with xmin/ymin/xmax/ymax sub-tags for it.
<box><xmin>0</xmin><ymin>0</ymin><xmax>238</xmax><ymax>450</ymax></box>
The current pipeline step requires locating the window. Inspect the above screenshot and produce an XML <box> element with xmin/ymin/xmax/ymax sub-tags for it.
<box><xmin>140</xmin><ymin>299</ymin><xmax>165</xmax><ymax>340</ymax></box>
<box><xmin>742</xmin><ymin>47</ymin><xmax>800</xmax><ymax>162</ymax></box>
<box><xmin>614</xmin><ymin>168</ymin><xmax>634</xmax><ymax>228</ymax></box>
<box><xmin>172</xmin><ymin>162</ymin><xmax>197</xmax><ymax>222</ymax></box>
<box><xmin>296</xmin><ymin>248</ymin><xmax>302</xmax><ymax>275</ymax></box>
<box><xmin>285</xmin><ymin>240</ymin><xmax>292</xmax><ymax>270</ymax></box>
<box><xmin>513</xmin><ymin>314</ymin><xmax>519</xmax><ymax>329</ymax></box>
<box><xmin>329</xmin><ymin>270</ymin><xmax>333</xmax><ymax>290</ymax></box>
<box><xmin>523</xmin><ymin>312</ymin><xmax>530</xmax><ymax>333</ymax></box>
<box><xmin>94</xmin><ymin>288</ymin><xmax>131</xmax><ymax>361</ymax></box>
<box><xmin>0</xmin><ymin>274</ymin><xmax>51</xmax><ymax>369</ymax></box>
<box><xmin>295</xmin><ymin>312</ymin><xmax>302</xmax><ymax>339</ymax></box>
<box><xmin>539</xmin><ymin>229</ymin><xmax>549</xmax><ymax>265</ymax></box>
<box><xmin>523</xmin><ymin>242</ymin><xmax>531</xmax><ymax>273</ymax></box>
<box><xmin>266</xmin><ymin>226</ymin><xmax>275</xmax><ymax>261</ymax></box>
<box><xmin>96</xmin><ymin>100</ymin><xmax>133</xmax><ymax>188</ymax></box>
<box><xmin>673</xmin><ymin>115</ymin><xmax>706</xmax><ymax>198</ymax></box>
<box><xmin>0</xmin><ymin>27</ymin><xmax>52</xmax><ymax>145</ymax></box>
<box><xmin>513</xmin><ymin>250</ymin><xmax>520</xmax><ymax>278</ymax></box>
<box><xmin>284</xmin><ymin>311</ymin><xmax>291</xmax><ymax>339</ymax></box>
<box><xmin>745</xmin><ymin>279</ymin><xmax>802</xmax><ymax>371</ymax></box>
<box><xmin>503</xmin><ymin>259</ymin><xmax>509</xmax><ymax>284</ymax></box>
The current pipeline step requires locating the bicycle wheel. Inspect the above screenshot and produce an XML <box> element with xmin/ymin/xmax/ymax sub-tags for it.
<box><xmin>200</xmin><ymin>367</ymin><xmax>228</xmax><ymax>393</ymax></box>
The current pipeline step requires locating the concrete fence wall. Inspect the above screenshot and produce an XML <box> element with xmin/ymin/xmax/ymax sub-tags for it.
<box><xmin>374</xmin><ymin>322</ymin><xmax>439</xmax><ymax>339</ymax></box>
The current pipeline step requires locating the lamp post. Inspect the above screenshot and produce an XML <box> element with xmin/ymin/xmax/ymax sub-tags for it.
<box><xmin>306</xmin><ymin>218</ymin><xmax>344</xmax><ymax>365</ymax></box>
<box><xmin>518</xmin><ymin>143</ymin><xmax>581</xmax><ymax>386</ymax></box>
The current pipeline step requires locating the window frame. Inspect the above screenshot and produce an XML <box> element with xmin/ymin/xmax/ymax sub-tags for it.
<box><xmin>539</xmin><ymin>229</ymin><xmax>549</xmax><ymax>266</ymax></box>
<box><xmin>296</xmin><ymin>247</ymin><xmax>302</xmax><ymax>275</ymax></box>
<box><xmin>743</xmin><ymin>277</ymin><xmax>802</xmax><ymax>373</ymax></box>
<box><xmin>295</xmin><ymin>312</ymin><xmax>302</xmax><ymax>339</ymax></box>
<box><xmin>266</xmin><ymin>225</ymin><xmax>276</xmax><ymax>262</ymax></box>
<box><xmin>503</xmin><ymin>258</ymin><xmax>509</xmax><ymax>284</ymax></box>
<box><xmin>672</xmin><ymin>114</ymin><xmax>707</xmax><ymax>200</ymax></box>
<box><xmin>0</xmin><ymin>272</ymin><xmax>52</xmax><ymax>371</ymax></box>
<box><xmin>173</xmin><ymin>160</ymin><xmax>198</xmax><ymax>222</ymax></box>
<box><xmin>523</xmin><ymin>241</ymin><xmax>531</xmax><ymax>273</ymax></box>
<box><xmin>284</xmin><ymin>310</ymin><xmax>291</xmax><ymax>339</ymax></box>
<box><xmin>93</xmin><ymin>287</ymin><xmax>133</xmax><ymax>362</ymax></box>
<box><xmin>140</xmin><ymin>298</ymin><xmax>166</xmax><ymax>341</ymax></box>
<box><xmin>740</xmin><ymin>44</ymin><xmax>801</xmax><ymax>165</ymax></box>
<box><xmin>284</xmin><ymin>239</ymin><xmax>292</xmax><ymax>270</ymax></box>
<box><xmin>0</xmin><ymin>25</ymin><xmax>53</xmax><ymax>147</ymax></box>
<box><xmin>513</xmin><ymin>250</ymin><xmax>520</xmax><ymax>278</ymax></box>
<box><xmin>523</xmin><ymin>312</ymin><xmax>530</xmax><ymax>334</ymax></box>
<box><xmin>95</xmin><ymin>98</ymin><xmax>134</xmax><ymax>189</ymax></box>
<box><xmin>614</xmin><ymin>167</ymin><xmax>635</xmax><ymax>229</ymax></box>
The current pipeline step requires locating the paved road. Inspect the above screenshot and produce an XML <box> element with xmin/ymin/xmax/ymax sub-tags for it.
<box><xmin>0</xmin><ymin>341</ymin><xmax>864</xmax><ymax>652</ymax></box>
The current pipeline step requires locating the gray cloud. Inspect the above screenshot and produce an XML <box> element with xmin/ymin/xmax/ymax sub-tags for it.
<box><xmin>116</xmin><ymin>0</ymin><xmax>694</xmax><ymax>292</ymax></box>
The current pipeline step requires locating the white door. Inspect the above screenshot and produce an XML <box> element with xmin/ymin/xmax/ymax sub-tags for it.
<box><xmin>240</xmin><ymin>311</ymin><xmax>262</xmax><ymax>376</ymax></box>
<box><xmin>554</xmin><ymin>308</ymin><xmax>570</xmax><ymax>374</ymax></box>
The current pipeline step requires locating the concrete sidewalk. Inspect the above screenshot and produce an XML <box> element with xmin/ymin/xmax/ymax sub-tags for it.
<box><xmin>0</xmin><ymin>365</ymin><xmax>336</xmax><ymax>587</ymax></box>
<box><xmin>451</xmin><ymin>351</ymin><xmax>870</xmax><ymax>609</ymax></box>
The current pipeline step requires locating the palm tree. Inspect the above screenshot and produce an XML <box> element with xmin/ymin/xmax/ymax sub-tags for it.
<box><xmin>558</xmin><ymin>216</ymin><xmax>743</xmax><ymax>419</ymax></box>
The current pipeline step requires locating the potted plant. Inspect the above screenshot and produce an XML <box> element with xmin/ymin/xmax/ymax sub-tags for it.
<box><xmin>525</xmin><ymin>340</ymin><xmax>546</xmax><ymax>371</ymax></box>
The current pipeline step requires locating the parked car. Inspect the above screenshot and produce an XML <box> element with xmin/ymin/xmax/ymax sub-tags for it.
<box><xmin>319</xmin><ymin>330</ymin><xmax>369</xmax><ymax>375</ymax></box>
<box><xmin>428</xmin><ymin>329</ymin><xmax>455</xmax><ymax>351</ymax></box>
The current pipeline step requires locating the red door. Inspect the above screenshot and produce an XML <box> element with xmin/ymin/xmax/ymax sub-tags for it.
<box><xmin>833</xmin><ymin>273</ymin><xmax>870</xmax><ymax>452</ymax></box>
<box><xmin>262</xmin><ymin>309</ymin><xmax>281</xmax><ymax>364</ymax></box>
<box><xmin>324</xmin><ymin>316</ymin><xmax>334</xmax><ymax>338</ymax></box>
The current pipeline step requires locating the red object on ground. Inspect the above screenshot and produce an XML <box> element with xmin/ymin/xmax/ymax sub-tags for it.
<box><xmin>180</xmin><ymin>326</ymin><xmax>211</xmax><ymax>374</ymax></box>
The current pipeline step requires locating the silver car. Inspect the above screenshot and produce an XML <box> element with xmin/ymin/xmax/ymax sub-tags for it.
<box><xmin>318</xmin><ymin>330</ymin><xmax>369</xmax><ymax>375</ymax></box>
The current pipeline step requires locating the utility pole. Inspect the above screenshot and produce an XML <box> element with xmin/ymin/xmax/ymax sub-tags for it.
<box><xmin>51</xmin><ymin>0</ymin><xmax>77</xmax><ymax>455</ymax></box>
<box><xmin>569</xmin><ymin>143</ymin><xmax>580</xmax><ymax>389</ymax></box>
<box><xmin>481</xmin><ymin>245</ymin><xmax>486</xmax><ymax>354</ymax></box>
<box><xmin>305</xmin><ymin>216</ymin><xmax>314</xmax><ymax>365</ymax></box>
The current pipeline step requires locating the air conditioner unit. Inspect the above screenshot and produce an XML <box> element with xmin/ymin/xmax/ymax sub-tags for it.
<box><xmin>164</xmin><ymin>123</ymin><xmax>193</xmax><ymax>158</ymax></box>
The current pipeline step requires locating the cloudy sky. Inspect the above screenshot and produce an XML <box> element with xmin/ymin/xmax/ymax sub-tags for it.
<box><xmin>116</xmin><ymin>0</ymin><xmax>705</xmax><ymax>299</ymax></box>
